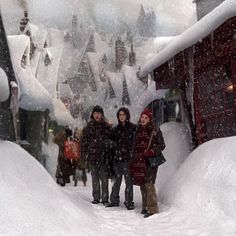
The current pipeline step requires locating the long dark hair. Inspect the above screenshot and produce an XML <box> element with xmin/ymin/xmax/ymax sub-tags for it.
<box><xmin>116</xmin><ymin>107</ymin><xmax>130</xmax><ymax>124</ymax></box>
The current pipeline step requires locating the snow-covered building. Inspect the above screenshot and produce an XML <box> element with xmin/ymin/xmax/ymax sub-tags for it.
<box><xmin>115</xmin><ymin>37</ymin><xmax>128</xmax><ymax>70</ymax></box>
<box><xmin>194</xmin><ymin>0</ymin><xmax>225</xmax><ymax>20</ymax></box>
<box><xmin>0</xmin><ymin>10</ymin><xmax>76</xmax><ymax>163</ymax></box>
<box><xmin>140</xmin><ymin>0</ymin><xmax>236</xmax><ymax>146</ymax></box>
<box><xmin>66</xmin><ymin>31</ymin><xmax>111</xmax><ymax>118</ymax></box>
<box><xmin>7</xmin><ymin>34</ymin><xmax>52</xmax><ymax>163</ymax></box>
<box><xmin>0</xmin><ymin>13</ymin><xmax>18</xmax><ymax>141</ymax></box>
<box><xmin>136</xmin><ymin>4</ymin><xmax>157</xmax><ymax>37</ymax></box>
<box><xmin>57</xmin><ymin>15</ymin><xmax>92</xmax><ymax>110</ymax></box>
<box><xmin>65</xmin><ymin>24</ymin><xmax>168</xmax><ymax>124</ymax></box>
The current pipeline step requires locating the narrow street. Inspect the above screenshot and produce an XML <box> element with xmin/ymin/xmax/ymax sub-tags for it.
<box><xmin>62</xmin><ymin>177</ymin><xmax>233</xmax><ymax>236</ymax></box>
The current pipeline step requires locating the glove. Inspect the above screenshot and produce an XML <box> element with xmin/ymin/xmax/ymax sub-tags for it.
<box><xmin>144</xmin><ymin>149</ymin><xmax>155</xmax><ymax>158</ymax></box>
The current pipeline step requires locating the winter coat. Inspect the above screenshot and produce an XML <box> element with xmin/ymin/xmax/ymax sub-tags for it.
<box><xmin>81</xmin><ymin>119</ymin><xmax>112</xmax><ymax>164</ymax></box>
<box><xmin>54</xmin><ymin>130</ymin><xmax>74</xmax><ymax>179</ymax></box>
<box><xmin>111</xmin><ymin>121</ymin><xmax>136</xmax><ymax>162</ymax></box>
<box><xmin>130</xmin><ymin>124</ymin><xmax>165</xmax><ymax>185</ymax></box>
<box><xmin>73</xmin><ymin>131</ymin><xmax>86</xmax><ymax>170</ymax></box>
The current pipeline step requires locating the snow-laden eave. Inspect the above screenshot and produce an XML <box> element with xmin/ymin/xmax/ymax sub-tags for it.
<box><xmin>140</xmin><ymin>0</ymin><xmax>236</xmax><ymax>78</ymax></box>
<box><xmin>50</xmin><ymin>98</ymin><xmax>76</xmax><ymax>128</ymax></box>
<box><xmin>24</xmin><ymin>23</ymin><xmax>48</xmax><ymax>49</ymax></box>
<box><xmin>7</xmin><ymin>35</ymin><xmax>53</xmax><ymax>112</ymax></box>
<box><xmin>154</xmin><ymin>36</ymin><xmax>178</xmax><ymax>53</ymax></box>
<box><xmin>87</xmin><ymin>52</ymin><xmax>102</xmax><ymax>82</ymax></box>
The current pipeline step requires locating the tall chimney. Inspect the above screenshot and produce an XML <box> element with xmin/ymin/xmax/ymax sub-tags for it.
<box><xmin>19</xmin><ymin>11</ymin><xmax>29</xmax><ymax>33</ymax></box>
<box><xmin>129</xmin><ymin>43</ymin><xmax>136</xmax><ymax>67</ymax></box>
<box><xmin>71</xmin><ymin>15</ymin><xmax>78</xmax><ymax>35</ymax></box>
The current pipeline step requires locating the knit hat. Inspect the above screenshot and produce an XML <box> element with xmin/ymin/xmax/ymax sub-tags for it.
<box><xmin>116</xmin><ymin>107</ymin><xmax>130</xmax><ymax>122</ymax></box>
<box><xmin>92</xmin><ymin>105</ymin><xmax>104</xmax><ymax>115</ymax></box>
<box><xmin>141</xmin><ymin>108</ymin><xmax>153</xmax><ymax>120</ymax></box>
<box><xmin>65</xmin><ymin>128</ymin><xmax>72</xmax><ymax>138</ymax></box>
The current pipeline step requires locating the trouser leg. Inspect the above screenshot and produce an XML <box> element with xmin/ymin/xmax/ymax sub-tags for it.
<box><xmin>100</xmin><ymin>164</ymin><xmax>109</xmax><ymax>203</ymax></box>
<box><xmin>145</xmin><ymin>183</ymin><xmax>158</xmax><ymax>214</ymax></box>
<box><xmin>123</xmin><ymin>162</ymin><xmax>133</xmax><ymax>206</ymax></box>
<box><xmin>110</xmin><ymin>163</ymin><xmax>122</xmax><ymax>204</ymax></box>
<box><xmin>82</xmin><ymin>169</ymin><xmax>87</xmax><ymax>184</ymax></box>
<box><xmin>140</xmin><ymin>184</ymin><xmax>147</xmax><ymax>211</ymax></box>
<box><xmin>91</xmin><ymin>164</ymin><xmax>101</xmax><ymax>201</ymax></box>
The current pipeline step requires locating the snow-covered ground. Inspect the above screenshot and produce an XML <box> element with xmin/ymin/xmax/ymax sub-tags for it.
<box><xmin>1</xmin><ymin>122</ymin><xmax>235</xmax><ymax>235</ymax></box>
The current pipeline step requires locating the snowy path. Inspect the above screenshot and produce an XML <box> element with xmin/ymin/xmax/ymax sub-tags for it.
<box><xmin>62</xmin><ymin>176</ymin><xmax>234</xmax><ymax>236</ymax></box>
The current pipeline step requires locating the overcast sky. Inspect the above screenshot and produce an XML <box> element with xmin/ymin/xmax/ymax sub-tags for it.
<box><xmin>0</xmin><ymin>0</ymin><xmax>196</xmax><ymax>36</ymax></box>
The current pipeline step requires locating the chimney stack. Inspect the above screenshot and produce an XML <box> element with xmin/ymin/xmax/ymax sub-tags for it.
<box><xmin>19</xmin><ymin>10</ymin><xmax>29</xmax><ymax>33</ymax></box>
<box><xmin>72</xmin><ymin>15</ymin><xmax>78</xmax><ymax>35</ymax></box>
<box><xmin>129</xmin><ymin>43</ymin><xmax>136</xmax><ymax>67</ymax></box>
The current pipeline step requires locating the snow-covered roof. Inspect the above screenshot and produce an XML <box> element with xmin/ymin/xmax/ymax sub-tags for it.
<box><xmin>133</xmin><ymin>37</ymin><xmax>156</xmax><ymax>66</ymax></box>
<box><xmin>7</xmin><ymin>35</ymin><xmax>53</xmax><ymax>112</ymax></box>
<box><xmin>0</xmin><ymin>67</ymin><xmax>10</xmax><ymax>102</ymax></box>
<box><xmin>140</xmin><ymin>0</ymin><xmax>236</xmax><ymax>77</ymax></box>
<box><xmin>94</xmin><ymin>32</ymin><xmax>108</xmax><ymax>56</ymax></box>
<box><xmin>36</xmin><ymin>46</ymin><xmax>63</xmax><ymax>98</ymax></box>
<box><xmin>47</xmin><ymin>28</ymin><xmax>64</xmax><ymax>47</ymax></box>
<box><xmin>87</xmin><ymin>52</ymin><xmax>102</xmax><ymax>82</ymax></box>
<box><xmin>123</xmin><ymin>65</ymin><xmax>146</xmax><ymax>104</ymax></box>
<box><xmin>23</xmin><ymin>23</ymin><xmax>48</xmax><ymax>75</ymax></box>
<box><xmin>24</xmin><ymin>23</ymin><xmax>48</xmax><ymax>49</ymax></box>
<box><xmin>154</xmin><ymin>36</ymin><xmax>178</xmax><ymax>53</ymax></box>
<box><xmin>123</xmin><ymin>65</ymin><xmax>167</xmax><ymax>122</ymax></box>
<box><xmin>50</xmin><ymin>98</ymin><xmax>76</xmax><ymax>127</ymax></box>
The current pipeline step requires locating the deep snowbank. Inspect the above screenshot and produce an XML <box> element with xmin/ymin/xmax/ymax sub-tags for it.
<box><xmin>157</xmin><ymin>122</ymin><xmax>191</xmax><ymax>192</ymax></box>
<box><xmin>0</xmin><ymin>141</ymin><xmax>97</xmax><ymax>236</ymax></box>
<box><xmin>160</xmin><ymin>136</ymin><xmax>236</xmax><ymax>220</ymax></box>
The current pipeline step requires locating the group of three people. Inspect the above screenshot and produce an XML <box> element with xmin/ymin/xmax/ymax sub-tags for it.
<box><xmin>81</xmin><ymin>105</ymin><xmax>165</xmax><ymax>218</ymax></box>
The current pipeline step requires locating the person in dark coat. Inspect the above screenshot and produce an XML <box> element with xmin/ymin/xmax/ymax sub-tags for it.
<box><xmin>131</xmin><ymin>108</ymin><xmax>165</xmax><ymax>218</ymax></box>
<box><xmin>73</xmin><ymin>127</ymin><xmax>87</xmax><ymax>187</ymax></box>
<box><xmin>54</xmin><ymin>128</ymin><xmax>74</xmax><ymax>186</ymax></box>
<box><xmin>106</xmin><ymin>107</ymin><xmax>136</xmax><ymax>210</ymax></box>
<box><xmin>81</xmin><ymin>105</ymin><xmax>111</xmax><ymax>205</ymax></box>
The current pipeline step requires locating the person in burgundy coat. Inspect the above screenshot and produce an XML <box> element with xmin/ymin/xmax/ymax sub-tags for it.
<box><xmin>131</xmin><ymin>108</ymin><xmax>165</xmax><ymax>218</ymax></box>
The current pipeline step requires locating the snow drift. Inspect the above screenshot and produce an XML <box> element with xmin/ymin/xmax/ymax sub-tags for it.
<box><xmin>0</xmin><ymin>141</ymin><xmax>97</xmax><ymax>235</ymax></box>
<box><xmin>160</xmin><ymin>136</ymin><xmax>236</xmax><ymax>220</ymax></box>
<box><xmin>0</xmin><ymin>67</ymin><xmax>9</xmax><ymax>102</ymax></box>
<box><xmin>157</xmin><ymin>122</ymin><xmax>191</xmax><ymax>191</ymax></box>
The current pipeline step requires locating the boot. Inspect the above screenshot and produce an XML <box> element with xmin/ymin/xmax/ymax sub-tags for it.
<box><xmin>91</xmin><ymin>200</ymin><xmax>100</xmax><ymax>204</ymax></box>
<box><xmin>102</xmin><ymin>201</ymin><xmax>109</xmax><ymax>206</ymax></box>
<box><xmin>124</xmin><ymin>202</ymin><xmax>134</xmax><ymax>210</ymax></box>
<box><xmin>106</xmin><ymin>202</ymin><xmax>119</xmax><ymax>207</ymax></box>
<box><xmin>126</xmin><ymin>205</ymin><xmax>135</xmax><ymax>210</ymax></box>
<box><xmin>141</xmin><ymin>209</ymin><xmax>147</xmax><ymax>214</ymax></box>
<box><xmin>144</xmin><ymin>212</ymin><xmax>155</xmax><ymax>218</ymax></box>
